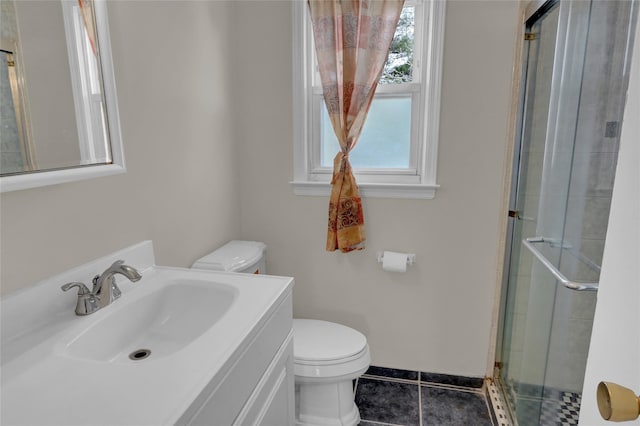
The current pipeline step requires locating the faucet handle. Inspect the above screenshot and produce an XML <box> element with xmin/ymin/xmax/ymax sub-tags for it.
<box><xmin>61</xmin><ymin>282</ymin><xmax>91</xmax><ymax>295</ymax></box>
<box><xmin>61</xmin><ymin>282</ymin><xmax>99</xmax><ymax>315</ymax></box>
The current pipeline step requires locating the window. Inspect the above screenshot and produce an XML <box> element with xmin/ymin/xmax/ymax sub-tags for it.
<box><xmin>292</xmin><ymin>0</ymin><xmax>445</xmax><ymax>199</ymax></box>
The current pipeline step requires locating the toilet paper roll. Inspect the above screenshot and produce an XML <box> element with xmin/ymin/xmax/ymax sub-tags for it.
<box><xmin>382</xmin><ymin>251</ymin><xmax>408</xmax><ymax>273</ymax></box>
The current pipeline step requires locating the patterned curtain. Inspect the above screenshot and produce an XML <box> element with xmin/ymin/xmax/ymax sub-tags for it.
<box><xmin>308</xmin><ymin>0</ymin><xmax>404</xmax><ymax>252</ymax></box>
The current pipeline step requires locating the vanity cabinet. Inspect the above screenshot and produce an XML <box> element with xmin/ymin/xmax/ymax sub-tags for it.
<box><xmin>179</xmin><ymin>293</ymin><xmax>295</xmax><ymax>426</ymax></box>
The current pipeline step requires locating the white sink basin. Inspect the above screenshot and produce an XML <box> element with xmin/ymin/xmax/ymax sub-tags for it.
<box><xmin>1</xmin><ymin>241</ymin><xmax>294</xmax><ymax>426</ymax></box>
<box><xmin>61</xmin><ymin>280</ymin><xmax>237</xmax><ymax>363</ymax></box>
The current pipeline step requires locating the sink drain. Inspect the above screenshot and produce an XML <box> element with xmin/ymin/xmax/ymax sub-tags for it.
<box><xmin>129</xmin><ymin>349</ymin><xmax>151</xmax><ymax>361</ymax></box>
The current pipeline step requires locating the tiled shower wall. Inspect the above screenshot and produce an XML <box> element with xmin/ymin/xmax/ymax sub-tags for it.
<box><xmin>543</xmin><ymin>0</ymin><xmax>634</xmax><ymax>392</ymax></box>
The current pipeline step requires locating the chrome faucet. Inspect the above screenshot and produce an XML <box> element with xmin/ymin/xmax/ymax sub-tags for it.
<box><xmin>61</xmin><ymin>260</ymin><xmax>142</xmax><ymax>315</ymax></box>
<box><xmin>92</xmin><ymin>260</ymin><xmax>142</xmax><ymax>308</ymax></box>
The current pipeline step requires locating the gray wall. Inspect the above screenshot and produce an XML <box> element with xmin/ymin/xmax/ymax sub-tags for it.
<box><xmin>15</xmin><ymin>0</ymin><xmax>80</xmax><ymax>170</ymax></box>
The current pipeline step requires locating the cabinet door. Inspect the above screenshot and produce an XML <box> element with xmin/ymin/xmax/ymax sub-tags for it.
<box><xmin>234</xmin><ymin>335</ymin><xmax>294</xmax><ymax>426</ymax></box>
<box><xmin>256</xmin><ymin>358</ymin><xmax>294</xmax><ymax>426</ymax></box>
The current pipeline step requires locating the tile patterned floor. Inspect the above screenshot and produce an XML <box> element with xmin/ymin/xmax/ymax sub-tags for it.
<box><xmin>355</xmin><ymin>366</ymin><xmax>496</xmax><ymax>426</ymax></box>
<box><xmin>511</xmin><ymin>393</ymin><xmax>581</xmax><ymax>426</ymax></box>
<box><xmin>503</xmin><ymin>381</ymin><xmax>582</xmax><ymax>426</ymax></box>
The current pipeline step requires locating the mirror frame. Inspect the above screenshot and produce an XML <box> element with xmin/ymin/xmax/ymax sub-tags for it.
<box><xmin>0</xmin><ymin>0</ymin><xmax>125</xmax><ymax>193</ymax></box>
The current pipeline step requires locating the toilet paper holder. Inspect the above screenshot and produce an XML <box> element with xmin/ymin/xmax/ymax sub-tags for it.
<box><xmin>376</xmin><ymin>252</ymin><xmax>416</xmax><ymax>266</ymax></box>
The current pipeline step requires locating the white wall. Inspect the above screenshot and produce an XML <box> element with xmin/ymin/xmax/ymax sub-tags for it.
<box><xmin>1</xmin><ymin>0</ymin><xmax>522</xmax><ymax>378</ymax></box>
<box><xmin>0</xmin><ymin>1</ymin><xmax>240</xmax><ymax>295</ymax></box>
<box><xmin>233</xmin><ymin>1</ymin><xmax>521</xmax><ymax>376</ymax></box>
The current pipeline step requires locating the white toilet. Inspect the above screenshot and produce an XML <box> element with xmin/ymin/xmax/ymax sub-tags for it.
<box><xmin>192</xmin><ymin>240</ymin><xmax>370</xmax><ymax>426</ymax></box>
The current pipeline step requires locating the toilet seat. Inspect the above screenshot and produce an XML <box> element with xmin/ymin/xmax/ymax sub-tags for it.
<box><xmin>293</xmin><ymin>319</ymin><xmax>370</xmax><ymax>380</ymax></box>
<box><xmin>294</xmin><ymin>346</ymin><xmax>369</xmax><ymax>366</ymax></box>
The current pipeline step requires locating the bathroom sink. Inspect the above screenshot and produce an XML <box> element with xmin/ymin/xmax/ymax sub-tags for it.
<box><xmin>1</xmin><ymin>241</ymin><xmax>294</xmax><ymax>426</ymax></box>
<box><xmin>60</xmin><ymin>280</ymin><xmax>238</xmax><ymax>363</ymax></box>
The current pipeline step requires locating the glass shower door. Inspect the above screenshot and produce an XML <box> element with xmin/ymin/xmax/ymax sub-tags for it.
<box><xmin>497</xmin><ymin>1</ymin><xmax>637</xmax><ymax>425</ymax></box>
<box><xmin>499</xmin><ymin>3</ymin><xmax>564</xmax><ymax>423</ymax></box>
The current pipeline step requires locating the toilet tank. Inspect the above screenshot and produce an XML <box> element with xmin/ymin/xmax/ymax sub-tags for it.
<box><xmin>191</xmin><ymin>240</ymin><xmax>267</xmax><ymax>274</ymax></box>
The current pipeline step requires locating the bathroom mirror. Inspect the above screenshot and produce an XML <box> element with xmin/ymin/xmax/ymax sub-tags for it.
<box><xmin>0</xmin><ymin>0</ymin><xmax>124</xmax><ymax>192</ymax></box>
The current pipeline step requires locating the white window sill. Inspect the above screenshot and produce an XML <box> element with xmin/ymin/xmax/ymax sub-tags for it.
<box><xmin>290</xmin><ymin>181</ymin><xmax>439</xmax><ymax>199</ymax></box>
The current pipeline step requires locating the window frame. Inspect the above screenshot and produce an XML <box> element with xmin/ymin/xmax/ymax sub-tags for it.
<box><xmin>292</xmin><ymin>0</ymin><xmax>446</xmax><ymax>199</ymax></box>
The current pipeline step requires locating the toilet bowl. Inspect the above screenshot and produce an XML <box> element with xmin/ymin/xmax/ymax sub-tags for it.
<box><xmin>293</xmin><ymin>319</ymin><xmax>370</xmax><ymax>426</ymax></box>
<box><xmin>192</xmin><ymin>241</ymin><xmax>370</xmax><ymax>426</ymax></box>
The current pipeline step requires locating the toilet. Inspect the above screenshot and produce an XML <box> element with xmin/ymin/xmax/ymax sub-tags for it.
<box><xmin>192</xmin><ymin>240</ymin><xmax>370</xmax><ymax>426</ymax></box>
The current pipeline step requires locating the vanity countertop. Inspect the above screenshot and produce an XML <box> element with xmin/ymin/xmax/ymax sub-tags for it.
<box><xmin>1</xmin><ymin>242</ymin><xmax>294</xmax><ymax>425</ymax></box>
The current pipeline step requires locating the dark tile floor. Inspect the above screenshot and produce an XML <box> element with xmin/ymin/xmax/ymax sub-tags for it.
<box><xmin>355</xmin><ymin>366</ymin><xmax>496</xmax><ymax>426</ymax></box>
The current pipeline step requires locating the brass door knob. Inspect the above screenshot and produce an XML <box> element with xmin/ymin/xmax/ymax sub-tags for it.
<box><xmin>597</xmin><ymin>381</ymin><xmax>640</xmax><ymax>421</ymax></box>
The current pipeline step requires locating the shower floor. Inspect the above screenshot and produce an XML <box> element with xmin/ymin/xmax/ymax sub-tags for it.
<box><xmin>502</xmin><ymin>385</ymin><xmax>581</xmax><ymax>426</ymax></box>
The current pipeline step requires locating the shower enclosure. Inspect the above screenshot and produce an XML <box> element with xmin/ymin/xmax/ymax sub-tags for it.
<box><xmin>496</xmin><ymin>0</ymin><xmax>637</xmax><ymax>424</ymax></box>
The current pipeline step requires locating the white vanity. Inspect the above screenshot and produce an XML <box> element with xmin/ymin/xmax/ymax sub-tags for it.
<box><xmin>0</xmin><ymin>241</ymin><xmax>295</xmax><ymax>425</ymax></box>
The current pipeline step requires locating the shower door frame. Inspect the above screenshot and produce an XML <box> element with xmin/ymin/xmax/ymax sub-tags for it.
<box><xmin>494</xmin><ymin>0</ymin><xmax>559</xmax><ymax>376</ymax></box>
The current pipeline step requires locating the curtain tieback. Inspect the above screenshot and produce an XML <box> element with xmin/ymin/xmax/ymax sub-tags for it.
<box><xmin>331</xmin><ymin>150</ymin><xmax>351</xmax><ymax>184</ymax></box>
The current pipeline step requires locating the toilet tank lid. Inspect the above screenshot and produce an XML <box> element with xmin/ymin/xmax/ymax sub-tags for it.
<box><xmin>293</xmin><ymin>319</ymin><xmax>368</xmax><ymax>362</ymax></box>
<box><xmin>192</xmin><ymin>240</ymin><xmax>266</xmax><ymax>272</ymax></box>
